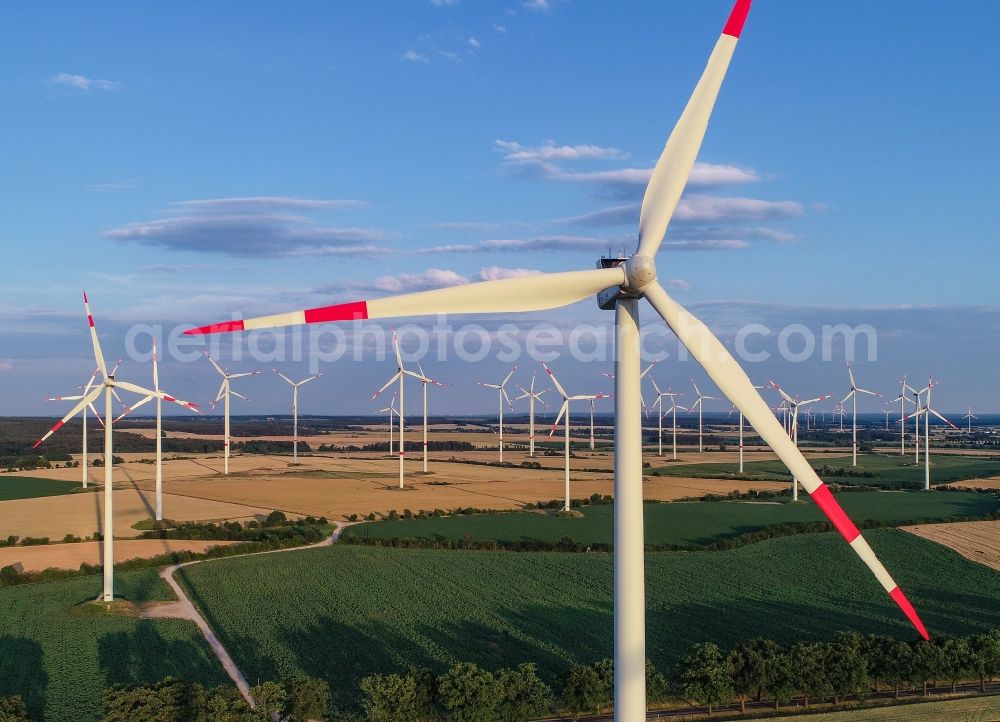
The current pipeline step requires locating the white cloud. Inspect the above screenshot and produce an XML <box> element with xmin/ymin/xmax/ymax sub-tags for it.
<box><xmin>495</xmin><ymin>139</ymin><xmax>626</xmax><ymax>164</ymax></box>
<box><xmin>523</xmin><ymin>0</ymin><xmax>554</xmax><ymax>12</ymax></box>
<box><xmin>476</xmin><ymin>266</ymin><xmax>543</xmax><ymax>281</ymax></box>
<box><xmin>85</xmin><ymin>179</ymin><xmax>140</xmax><ymax>192</ymax></box>
<box><xmin>493</xmin><ymin>23</ymin><xmax>507</xmax><ymax>33</ymax></box>
<box><xmin>416</xmin><ymin>234</ymin><xmax>747</xmax><ymax>255</ymax></box>
<box><xmin>401</xmin><ymin>50</ymin><xmax>430</xmax><ymax>63</ymax></box>
<box><xmin>171</xmin><ymin>197</ymin><xmax>368</xmax><ymax>213</ymax></box>
<box><xmin>556</xmin><ymin>196</ymin><xmax>803</xmax><ymax>227</ymax></box>
<box><xmin>49</xmin><ymin>72</ymin><xmax>121</xmax><ymax>92</ymax></box>
<box><xmin>468</xmin><ymin>36</ymin><xmax>480</xmax><ymax>49</ymax></box>
<box><xmin>430</xmin><ymin>0</ymin><xmax>459</xmax><ymax>5</ymax></box>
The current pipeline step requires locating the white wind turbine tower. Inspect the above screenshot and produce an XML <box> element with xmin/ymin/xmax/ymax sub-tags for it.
<box><xmin>478</xmin><ymin>366</ymin><xmax>516</xmax><ymax>463</ymax></box>
<box><xmin>891</xmin><ymin>376</ymin><xmax>916</xmax><ymax>456</ymax></box>
<box><xmin>48</xmin><ymin>365</ymin><xmax>108</xmax><ymax>488</ymax></box>
<box><xmin>274</xmin><ymin>369</ymin><xmax>321</xmax><ymax>464</ymax></box>
<box><xmin>649</xmin><ymin>379</ymin><xmax>684</xmax><ymax>458</ymax></box>
<box><xmin>205</xmin><ymin>353</ymin><xmax>259</xmax><ymax>475</ymax></box>
<box><xmin>34</xmin><ymin>293</ymin><xmax>161</xmax><ymax>601</ymax></box>
<box><xmin>769</xmin><ymin>381</ymin><xmax>831</xmax><ymax>501</ymax></box>
<box><xmin>689</xmin><ymin>379</ymin><xmax>717</xmax><ymax>453</ymax></box>
<box><xmin>370</xmin><ymin>330</ymin><xmax>416</xmax><ymax>487</ymax></box>
<box><xmin>544</xmin><ymin>363</ymin><xmax>608</xmax><ymax>512</ymax></box>
<box><xmin>903</xmin><ymin>377</ymin><xmax>923</xmax><ymax>463</ymax></box>
<box><xmin>907</xmin><ymin>378</ymin><xmax>957</xmax><ymax>490</ymax></box>
<box><xmin>882</xmin><ymin>407</ymin><xmax>892</xmax><ymax>431</ymax></box>
<box><xmin>376</xmin><ymin>393</ymin><xmax>397</xmax><ymax>455</ymax></box>
<box><xmin>185</xmin><ymin>2</ymin><xmax>930</xmax><ymax>713</ymax></box>
<box><xmin>962</xmin><ymin>406</ymin><xmax>977</xmax><ymax>433</ymax></box>
<box><xmin>727</xmin><ymin>383</ymin><xmax>763</xmax><ymax>473</ymax></box>
<box><xmin>117</xmin><ymin>343</ymin><xmax>200</xmax><ymax>520</ymax></box>
<box><xmin>514</xmin><ymin>372</ymin><xmax>548</xmax><ymax>457</ymax></box>
<box><xmin>841</xmin><ymin>363</ymin><xmax>881</xmax><ymax>467</ymax></box>
<box><xmin>412</xmin><ymin>361</ymin><xmax>444</xmax><ymax>472</ymax></box>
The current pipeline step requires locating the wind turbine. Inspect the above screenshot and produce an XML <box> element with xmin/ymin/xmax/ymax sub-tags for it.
<box><xmin>273</xmin><ymin>369</ymin><xmax>321</xmax><ymax>464</ymax></box>
<box><xmin>205</xmin><ymin>353</ymin><xmax>258</xmax><ymax>475</ymax></box>
<box><xmin>117</xmin><ymin>343</ymin><xmax>200</xmax><ymax>520</ymax></box>
<box><xmin>649</xmin><ymin>379</ymin><xmax>683</xmax><ymax>458</ymax></box>
<box><xmin>412</xmin><ymin>361</ymin><xmax>444</xmax><ymax>473</ymax></box>
<box><xmin>376</xmin><ymin>393</ymin><xmax>397</xmax><ymax>455</ymax></box>
<box><xmin>33</xmin><ymin>293</ymin><xmax>161</xmax><ymax>601</ymax></box>
<box><xmin>727</xmin><ymin>383</ymin><xmax>762</xmax><ymax>473</ymax></box>
<box><xmin>841</xmin><ymin>363</ymin><xmax>881</xmax><ymax>467</ymax></box>
<box><xmin>478</xmin><ymin>366</ymin><xmax>516</xmax><ymax>463</ymax></box>
<box><xmin>891</xmin><ymin>376</ymin><xmax>916</xmax><ymax>456</ymax></box>
<box><xmin>769</xmin><ymin>382</ymin><xmax>831</xmax><ymax>501</ymax></box>
<box><xmin>907</xmin><ymin>379</ymin><xmax>957</xmax><ymax>490</ymax></box>
<box><xmin>185</xmin><ymin>2</ymin><xmax>929</xmax><ymax>712</ymax></box>
<box><xmin>514</xmin><ymin>371</ymin><xmax>549</xmax><ymax>457</ymax></box>
<box><xmin>48</xmin><ymin>366</ymin><xmax>107</xmax><ymax>488</ymax></box>
<box><xmin>689</xmin><ymin>379</ymin><xmax>718</xmax><ymax>453</ymax></box>
<box><xmin>962</xmin><ymin>407</ymin><xmax>977</xmax><ymax>433</ymax></box>
<box><xmin>544</xmin><ymin>363</ymin><xmax>608</xmax><ymax>512</ymax></box>
<box><xmin>882</xmin><ymin>407</ymin><xmax>892</xmax><ymax>431</ymax></box>
<box><xmin>370</xmin><ymin>330</ymin><xmax>414</xmax><ymax>488</ymax></box>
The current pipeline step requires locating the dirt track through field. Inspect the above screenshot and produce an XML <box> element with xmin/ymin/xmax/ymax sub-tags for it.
<box><xmin>0</xmin><ymin>539</ymin><xmax>240</xmax><ymax>571</ymax></box>
<box><xmin>901</xmin><ymin>520</ymin><xmax>1000</xmax><ymax>573</ymax></box>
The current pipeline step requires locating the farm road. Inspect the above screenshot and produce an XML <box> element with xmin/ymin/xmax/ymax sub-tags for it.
<box><xmin>143</xmin><ymin>521</ymin><xmax>356</xmax><ymax>707</ymax></box>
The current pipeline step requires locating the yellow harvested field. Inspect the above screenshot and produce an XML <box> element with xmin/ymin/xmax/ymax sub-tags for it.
<box><xmin>0</xmin><ymin>486</ymin><xmax>270</xmax><ymax>540</ymax></box>
<box><xmin>902</xmin><ymin>520</ymin><xmax>1000</xmax><ymax>573</ymax></box>
<box><xmin>949</xmin><ymin>477</ymin><xmax>1000</xmax><ymax>490</ymax></box>
<box><xmin>0</xmin><ymin>539</ymin><xmax>240</xmax><ymax>572</ymax></box>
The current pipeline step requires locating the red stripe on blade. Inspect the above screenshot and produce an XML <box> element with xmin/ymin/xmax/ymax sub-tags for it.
<box><xmin>722</xmin><ymin>0</ymin><xmax>752</xmax><ymax>38</ymax></box>
<box><xmin>303</xmin><ymin>300</ymin><xmax>368</xmax><ymax>324</ymax></box>
<box><xmin>185</xmin><ymin>320</ymin><xmax>246</xmax><ymax>335</ymax></box>
<box><xmin>163</xmin><ymin>394</ymin><xmax>176</xmax><ymax>402</ymax></box>
<box><xmin>890</xmin><ymin>587</ymin><xmax>930</xmax><ymax>640</ymax></box>
<box><xmin>808</xmin><ymin>484</ymin><xmax>860</xmax><ymax>543</ymax></box>
<box><xmin>52</xmin><ymin>421</ymin><xmax>64</xmax><ymax>433</ymax></box>
<box><xmin>88</xmin><ymin>315</ymin><xmax>95</xmax><ymax>328</ymax></box>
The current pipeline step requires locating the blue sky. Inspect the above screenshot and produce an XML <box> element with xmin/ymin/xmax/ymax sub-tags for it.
<box><xmin>1</xmin><ymin>0</ymin><xmax>997</xmax><ymax>417</ymax></box>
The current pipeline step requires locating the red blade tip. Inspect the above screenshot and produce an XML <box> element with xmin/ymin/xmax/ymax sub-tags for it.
<box><xmin>184</xmin><ymin>320</ymin><xmax>246</xmax><ymax>335</ymax></box>
<box><xmin>722</xmin><ymin>0</ymin><xmax>752</xmax><ymax>38</ymax></box>
<box><xmin>890</xmin><ymin>587</ymin><xmax>930</xmax><ymax>640</ymax></box>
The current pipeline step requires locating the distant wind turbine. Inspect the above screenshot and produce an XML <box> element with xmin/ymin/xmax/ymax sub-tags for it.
<box><xmin>890</xmin><ymin>375</ymin><xmax>916</xmax><ymax>456</ymax></box>
<box><xmin>205</xmin><ymin>353</ymin><xmax>259</xmax><ymax>475</ymax></box>
<box><xmin>649</xmin><ymin>379</ymin><xmax>683</xmax><ymax>458</ymax></box>
<box><xmin>514</xmin><ymin>371</ymin><xmax>548</xmax><ymax>457</ymax></box>
<box><xmin>769</xmin><ymin>381</ymin><xmax>831</xmax><ymax>501</ymax></box>
<box><xmin>274</xmin><ymin>369</ymin><xmax>321</xmax><ymax>464</ymax></box>
<box><xmin>907</xmin><ymin>379</ymin><xmax>957</xmax><ymax>490</ymax></box>
<box><xmin>689</xmin><ymin>379</ymin><xmax>717</xmax><ymax>453</ymax></box>
<box><xmin>962</xmin><ymin>406</ymin><xmax>977</xmax><ymax>433</ymax></box>
<box><xmin>478</xmin><ymin>366</ymin><xmax>516</xmax><ymax>463</ymax></box>
<box><xmin>728</xmin><ymin>383</ymin><xmax>763</xmax><ymax>473</ymax></box>
<box><xmin>841</xmin><ymin>362</ymin><xmax>881</xmax><ymax>467</ymax></box>
<box><xmin>545</xmin><ymin>363</ymin><xmax>608</xmax><ymax>512</ymax></box>
<box><xmin>48</xmin><ymin>365</ymin><xmax>109</xmax><ymax>488</ymax></box>
<box><xmin>118</xmin><ymin>343</ymin><xmax>200</xmax><ymax>520</ymax></box>
<box><xmin>376</xmin><ymin>393</ymin><xmax>397</xmax><ymax>455</ymax></box>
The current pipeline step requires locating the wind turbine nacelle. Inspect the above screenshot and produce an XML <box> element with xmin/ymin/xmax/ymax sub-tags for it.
<box><xmin>595</xmin><ymin>257</ymin><xmax>636</xmax><ymax>310</ymax></box>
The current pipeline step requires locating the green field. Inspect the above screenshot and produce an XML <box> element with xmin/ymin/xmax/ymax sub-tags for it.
<box><xmin>0</xmin><ymin>475</ymin><xmax>89</xmax><ymax>502</ymax></box>
<box><xmin>756</xmin><ymin>693</ymin><xmax>1000</xmax><ymax>721</ymax></box>
<box><xmin>651</xmin><ymin>453</ymin><xmax>1000</xmax><ymax>488</ymax></box>
<box><xmin>0</xmin><ymin>569</ymin><xmax>228</xmax><ymax>722</ymax></box>
<box><xmin>178</xmin><ymin>529</ymin><xmax>1000</xmax><ymax>708</ymax></box>
<box><xmin>349</xmin><ymin>490</ymin><xmax>1000</xmax><ymax>548</ymax></box>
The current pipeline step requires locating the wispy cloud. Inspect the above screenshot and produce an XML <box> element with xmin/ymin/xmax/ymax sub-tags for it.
<box><xmin>416</xmin><ymin>234</ymin><xmax>748</xmax><ymax>255</ymax></box>
<box><xmin>170</xmin><ymin>197</ymin><xmax>368</xmax><ymax>213</ymax></box>
<box><xmin>317</xmin><ymin>266</ymin><xmax>543</xmax><ymax>295</ymax></box>
<box><xmin>523</xmin><ymin>0</ymin><xmax>556</xmax><ymax>12</ymax></box>
<box><xmin>104</xmin><ymin>197</ymin><xmax>394</xmax><ymax>258</ymax></box>
<box><xmin>555</xmin><ymin>196</ymin><xmax>804</xmax><ymax>228</ymax></box>
<box><xmin>401</xmin><ymin>50</ymin><xmax>430</xmax><ymax>64</ymax></box>
<box><xmin>85</xmin><ymin>179</ymin><xmax>140</xmax><ymax>192</ymax></box>
<box><xmin>430</xmin><ymin>0</ymin><xmax>459</xmax><ymax>5</ymax></box>
<box><xmin>49</xmin><ymin>72</ymin><xmax>121</xmax><ymax>92</ymax></box>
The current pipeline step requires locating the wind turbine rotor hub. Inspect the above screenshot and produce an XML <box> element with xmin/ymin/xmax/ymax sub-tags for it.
<box><xmin>624</xmin><ymin>254</ymin><xmax>657</xmax><ymax>291</ymax></box>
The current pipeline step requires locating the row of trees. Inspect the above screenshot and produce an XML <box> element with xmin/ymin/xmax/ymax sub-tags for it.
<box><xmin>101</xmin><ymin>676</ymin><xmax>329</xmax><ymax>722</ymax></box>
<box><xmin>356</xmin><ymin>631</ymin><xmax>1000</xmax><ymax>721</ymax></box>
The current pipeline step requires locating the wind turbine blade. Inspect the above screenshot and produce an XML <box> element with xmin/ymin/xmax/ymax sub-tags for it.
<box><xmin>213</xmin><ymin>380</ymin><xmax>226</xmax><ymax>404</ymax></box>
<box><xmin>502</xmin><ymin>365</ymin><xmax>517</xmax><ymax>388</ymax></box>
<box><xmin>228</xmin><ymin>371</ymin><xmax>259</xmax><ymax>379</ymax></box>
<box><xmin>636</xmin><ymin>0</ymin><xmax>751</xmax><ymax>257</ymax></box>
<box><xmin>549</xmin><ymin>400</ymin><xmax>569</xmax><ymax>436</ymax></box>
<box><xmin>230</xmin><ymin>390</ymin><xmax>249</xmax><ymax>402</ymax></box>
<box><xmin>929</xmin><ymin>408</ymin><xmax>958</xmax><ymax>428</ymax></box>
<box><xmin>82</xmin><ymin>292</ymin><xmax>108</xmax><ymax>379</ymax></box>
<box><xmin>33</xmin><ymin>387</ymin><xmax>103</xmax><ymax>448</ymax></box>
<box><xmin>478</xmin><ymin>382</ymin><xmax>501</xmax><ymax>389</ymax></box>
<box><xmin>502</xmin><ymin>387</ymin><xmax>513</xmax><ymax>409</ymax></box>
<box><xmin>151</xmin><ymin>342</ymin><xmax>160</xmax><ymax>390</ymax></box>
<box><xmin>770</xmin><ymin>382</ymin><xmax>795</xmax><ymax>405</ymax></box>
<box><xmin>49</xmin><ymin>394</ymin><xmax>86</xmax><ymax>401</ymax></box>
<box><xmin>642</xmin><ymin>280</ymin><xmax>929</xmax><ymax>639</ymax></box>
<box><xmin>160</xmin><ymin>391</ymin><xmax>201</xmax><ymax>412</ymax></box>
<box><xmin>800</xmin><ymin>394</ymin><xmax>831</xmax><ymax>406</ymax></box>
<box><xmin>640</xmin><ymin>360</ymin><xmax>658</xmax><ymax>380</ymax></box>
<box><xmin>841</xmin><ymin>390</ymin><xmax>855</xmax><ymax>405</ymax></box>
<box><xmin>112</xmin><ymin>380</ymin><xmax>159</xmax><ymax>398</ymax></box>
<box><xmin>203</xmin><ymin>352</ymin><xmax>226</xmax><ymax>377</ymax></box>
<box><xmin>857</xmin><ymin>388</ymin><xmax>881</xmax><ymax>397</ymax></box>
<box><xmin>274</xmin><ymin>369</ymin><xmax>296</xmax><ymax>386</ymax></box>
<box><xmin>543</xmin><ymin>363</ymin><xmax>568</xmax><ymax>399</ymax></box>
<box><xmin>392</xmin><ymin>328</ymin><xmax>404</xmax><ymax>369</ymax></box>
<box><xmin>185</xmin><ymin>267</ymin><xmax>627</xmax><ymax>335</ymax></box>
<box><xmin>372</xmin><ymin>370</ymin><xmax>402</xmax><ymax>399</ymax></box>
<box><xmin>650</xmin><ymin>378</ymin><xmax>662</xmax><ymax>396</ymax></box>
<box><xmin>116</xmin><ymin>394</ymin><xmax>155</xmax><ymax>423</ymax></box>
<box><xmin>847</xmin><ymin>362</ymin><xmax>857</xmax><ymax>389</ymax></box>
